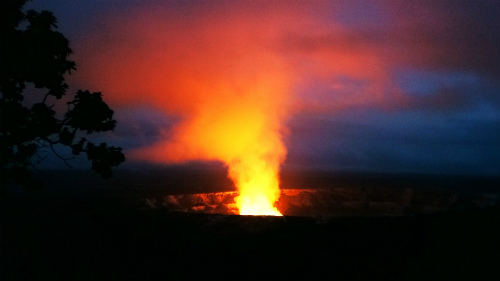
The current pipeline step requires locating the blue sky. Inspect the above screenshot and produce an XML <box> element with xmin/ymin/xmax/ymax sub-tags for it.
<box><xmin>27</xmin><ymin>0</ymin><xmax>500</xmax><ymax>175</ymax></box>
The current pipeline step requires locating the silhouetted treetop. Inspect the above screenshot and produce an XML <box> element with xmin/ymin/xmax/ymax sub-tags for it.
<box><xmin>0</xmin><ymin>0</ymin><xmax>125</xmax><ymax>188</ymax></box>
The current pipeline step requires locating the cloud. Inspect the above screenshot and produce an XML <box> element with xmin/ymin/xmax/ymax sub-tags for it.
<box><xmin>66</xmin><ymin>0</ymin><xmax>499</xmax><ymax>175</ymax></box>
<box><xmin>383</xmin><ymin>0</ymin><xmax>500</xmax><ymax>80</ymax></box>
<box><xmin>71</xmin><ymin>2</ymin><xmax>305</xmax><ymax>213</ymax></box>
<box><xmin>72</xmin><ymin>1</ymin><xmax>410</xmax><ymax>116</ymax></box>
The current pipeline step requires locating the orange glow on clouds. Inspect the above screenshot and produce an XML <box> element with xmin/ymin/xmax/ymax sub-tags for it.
<box><xmin>75</xmin><ymin>3</ymin><xmax>300</xmax><ymax>215</ymax></box>
<box><xmin>72</xmin><ymin>2</ymin><xmax>403</xmax><ymax>215</ymax></box>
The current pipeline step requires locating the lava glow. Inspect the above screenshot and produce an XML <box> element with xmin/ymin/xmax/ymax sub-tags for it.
<box><xmin>229</xmin><ymin>148</ymin><xmax>284</xmax><ymax>216</ymax></box>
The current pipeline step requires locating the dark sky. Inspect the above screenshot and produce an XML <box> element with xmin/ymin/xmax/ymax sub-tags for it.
<box><xmin>28</xmin><ymin>0</ymin><xmax>500</xmax><ymax>175</ymax></box>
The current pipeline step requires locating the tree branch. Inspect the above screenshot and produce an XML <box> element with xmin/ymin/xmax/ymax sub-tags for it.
<box><xmin>42</xmin><ymin>92</ymin><xmax>50</xmax><ymax>104</ymax></box>
<box><xmin>48</xmin><ymin>143</ymin><xmax>74</xmax><ymax>168</ymax></box>
<box><xmin>41</xmin><ymin>137</ymin><xmax>75</xmax><ymax>168</ymax></box>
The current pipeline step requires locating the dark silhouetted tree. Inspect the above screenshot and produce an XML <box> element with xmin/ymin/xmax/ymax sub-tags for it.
<box><xmin>0</xmin><ymin>0</ymin><xmax>125</xmax><ymax>188</ymax></box>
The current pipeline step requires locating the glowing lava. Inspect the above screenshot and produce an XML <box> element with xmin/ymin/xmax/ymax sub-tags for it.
<box><xmin>229</xmin><ymin>153</ymin><xmax>283</xmax><ymax>216</ymax></box>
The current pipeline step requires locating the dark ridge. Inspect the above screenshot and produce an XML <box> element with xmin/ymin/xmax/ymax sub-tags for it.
<box><xmin>2</xmin><ymin>168</ymin><xmax>498</xmax><ymax>280</ymax></box>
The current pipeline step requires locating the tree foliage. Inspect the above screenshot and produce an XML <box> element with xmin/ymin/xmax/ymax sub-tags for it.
<box><xmin>0</xmin><ymin>0</ymin><xmax>125</xmax><ymax>188</ymax></box>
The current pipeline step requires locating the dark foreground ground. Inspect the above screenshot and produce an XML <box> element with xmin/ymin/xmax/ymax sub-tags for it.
<box><xmin>1</xmin><ymin>169</ymin><xmax>499</xmax><ymax>280</ymax></box>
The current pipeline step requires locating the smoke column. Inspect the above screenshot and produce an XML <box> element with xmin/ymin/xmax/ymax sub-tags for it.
<box><xmin>74</xmin><ymin>3</ymin><xmax>303</xmax><ymax>215</ymax></box>
<box><xmin>73</xmin><ymin>2</ymin><xmax>396</xmax><ymax>214</ymax></box>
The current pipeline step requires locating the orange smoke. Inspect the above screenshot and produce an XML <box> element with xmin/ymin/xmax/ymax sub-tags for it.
<box><xmin>71</xmin><ymin>2</ymin><xmax>402</xmax><ymax>215</ymax></box>
<box><xmin>73</xmin><ymin>3</ymin><xmax>301</xmax><ymax>215</ymax></box>
<box><xmin>137</xmin><ymin>50</ymin><xmax>291</xmax><ymax>215</ymax></box>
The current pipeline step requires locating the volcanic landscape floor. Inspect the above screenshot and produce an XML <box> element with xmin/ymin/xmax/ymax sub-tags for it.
<box><xmin>2</xmin><ymin>170</ymin><xmax>499</xmax><ymax>280</ymax></box>
<box><xmin>2</xmin><ymin>193</ymin><xmax>499</xmax><ymax>280</ymax></box>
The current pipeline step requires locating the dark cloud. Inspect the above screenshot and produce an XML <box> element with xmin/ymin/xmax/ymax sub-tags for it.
<box><xmin>286</xmin><ymin>112</ymin><xmax>500</xmax><ymax>175</ymax></box>
<box><xmin>384</xmin><ymin>0</ymin><xmax>500</xmax><ymax>80</ymax></box>
<box><xmin>406</xmin><ymin>88</ymin><xmax>473</xmax><ymax>111</ymax></box>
